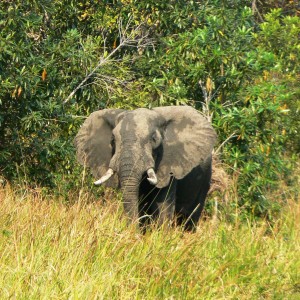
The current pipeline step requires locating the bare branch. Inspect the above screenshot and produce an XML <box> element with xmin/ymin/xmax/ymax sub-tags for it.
<box><xmin>252</xmin><ymin>0</ymin><xmax>264</xmax><ymax>22</ymax></box>
<box><xmin>199</xmin><ymin>78</ymin><xmax>237</xmax><ymax>156</ymax></box>
<box><xmin>95</xmin><ymin>74</ymin><xmax>129</xmax><ymax>86</ymax></box>
<box><xmin>63</xmin><ymin>18</ymin><xmax>154</xmax><ymax>104</ymax></box>
<box><xmin>214</xmin><ymin>132</ymin><xmax>237</xmax><ymax>156</ymax></box>
<box><xmin>199</xmin><ymin>79</ymin><xmax>215</xmax><ymax>123</ymax></box>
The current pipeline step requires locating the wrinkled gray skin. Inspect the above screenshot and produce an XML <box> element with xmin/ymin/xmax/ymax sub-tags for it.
<box><xmin>75</xmin><ymin>106</ymin><xmax>217</xmax><ymax>231</ymax></box>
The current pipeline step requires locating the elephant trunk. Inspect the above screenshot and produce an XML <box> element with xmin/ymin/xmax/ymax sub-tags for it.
<box><xmin>119</xmin><ymin>152</ymin><xmax>142</xmax><ymax>221</ymax></box>
<box><xmin>120</xmin><ymin>176</ymin><xmax>140</xmax><ymax>221</ymax></box>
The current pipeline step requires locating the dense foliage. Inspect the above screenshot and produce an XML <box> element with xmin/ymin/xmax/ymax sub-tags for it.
<box><xmin>0</xmin><ymin>1</ymin><xmax>299</xmax><ymax>217</ymax></box>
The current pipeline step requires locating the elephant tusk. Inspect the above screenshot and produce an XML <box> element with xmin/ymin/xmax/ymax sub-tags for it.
<box><xmin>94</xmin><ymin>168</ymin><xmax>114</xmax><ymax>186</ymax></box>
<box><xmin>147</xmin><ymin>168</ymin><xmax>158</xmax><ymax>185</ymax></box>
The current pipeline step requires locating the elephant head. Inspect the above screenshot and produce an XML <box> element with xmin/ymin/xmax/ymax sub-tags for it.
<box><xmin>74</xmin><ymin>106</ymin><xmax>216</xmax><ymax>221</ymax></box>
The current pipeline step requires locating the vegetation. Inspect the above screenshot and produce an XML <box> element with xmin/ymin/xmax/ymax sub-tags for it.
<box><xmin>0</xmin><ymin>186</ymin><xmax>299</xmax><ymax>299</ymax></box>
<box><xmin>0</xmin><ymin>2</ymin><xmax>299</xmax><ymax>297</ymax></box>
<box><xmin>1</xmin><ymin>1</ymin><xmax>299</xmax><ymax>215</ymax></box>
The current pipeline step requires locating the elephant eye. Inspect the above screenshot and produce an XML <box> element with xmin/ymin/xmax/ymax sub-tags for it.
<box><xmin>151</xmin><ymin>131</ymin><xmax>161</xmax><ymax>148</ymax></box>
<box><xmin>151</xmin><ymin>132</ymin><xmax>158</xmax><ymax>143</ymax></box>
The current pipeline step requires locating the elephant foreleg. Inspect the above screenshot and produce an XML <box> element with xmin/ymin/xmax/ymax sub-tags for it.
<box><xmin>155</xmin><ymin>178</ymin><xmax>177</xmax><ymax>227</ymax></box>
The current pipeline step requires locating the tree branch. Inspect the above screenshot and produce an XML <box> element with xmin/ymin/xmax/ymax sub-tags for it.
<box><xmin>63</xmin><ymin>18</ymin><xmax>153</xmax><ymax>104</ymax></box>
<box><xmin>214</xmin><ymin>132</ymin><xmax>237</xmax><ymax>156</ymax></box>
<box><xmin>252</xmin><ymin>0</ymin><xmax>264</xmax><ymax>22</ymax></box>
<box><xmin>199</xmin><ymin>78</ymin><xmax>215</xmax><ymax>123</ymax></box>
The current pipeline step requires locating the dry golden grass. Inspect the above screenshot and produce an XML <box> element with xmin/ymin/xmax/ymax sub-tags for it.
<box><xmin>0</xmin><ymin>184</ymin><xmax>299</xmax><ymax>299</ymax></box>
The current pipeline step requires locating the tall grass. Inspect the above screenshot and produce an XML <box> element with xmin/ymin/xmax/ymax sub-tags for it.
<box><xmin>0</xmin><ymin>185</ymin><xmax>299</xmax><ymax>299</ymax></box>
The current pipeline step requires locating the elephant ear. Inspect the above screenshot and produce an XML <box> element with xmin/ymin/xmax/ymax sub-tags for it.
<box><xmin>74</xmin><ymin>109</ymin><xmax>126</xmax><ymax>187</ymax></box>
<box><xmin>153</xmin><ymin>106</ymin><xmax>217</xmax><ymax>188</ymax></box>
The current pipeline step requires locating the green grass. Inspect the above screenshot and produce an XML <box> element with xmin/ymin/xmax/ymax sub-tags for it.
<box><xmin>0</xmin><ymin>186</ymin><xmax>299</xmax><ymax>299</ymax></box>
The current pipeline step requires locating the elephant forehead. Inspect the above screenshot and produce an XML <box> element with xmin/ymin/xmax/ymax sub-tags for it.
<box><xmin>118</xmin><ymin>110</ymin><xmax>157</xmax><ymax>137</ymax></box>
<box><xmin>132</xmin><ymin>114</ymin><xmax>153</xmax><ymax>133</ymax></box>
<box><xmin>113</xmin><ymin>117</ymin><xmax>147</xmax><ymax>142</ymax></box>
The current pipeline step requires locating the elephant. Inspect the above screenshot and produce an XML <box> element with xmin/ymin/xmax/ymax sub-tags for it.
<box><xmin>74</xmin><ymin>106</ymin><xmax>217</xmax><ymax>231</ymax></box>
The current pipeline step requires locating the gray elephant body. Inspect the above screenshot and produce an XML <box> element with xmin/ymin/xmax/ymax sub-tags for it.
<box><xmin>75</xmin><ymin>106</ymin><xmax>217</xmax><ymax>231</ymax></box>
<box><xmin>137</xmin><ymin>158</ymin><xmax>212</xmax><ymax>230</ymax></box>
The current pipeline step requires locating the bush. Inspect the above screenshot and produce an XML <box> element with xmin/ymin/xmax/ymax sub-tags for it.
<box><xmin>0</xmin><ymin>1</ymin><xmax>298</xmax><ymax>218</ymax></box>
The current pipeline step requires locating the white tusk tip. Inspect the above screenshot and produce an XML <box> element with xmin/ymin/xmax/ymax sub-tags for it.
<box><xmin>94</xmin><ymin>180</ymin><xmax>103</xmax><ymax>186</ymax></box>
<box><xmin>147</xmin><ymin>177</ymin><xmax>158</xmax><ymax>185</ymax></box>
<box><xmin>94</xmin><ymin>168</ymin><xmax>114</xmax><ymax>186</ymax></box>
<box><xmin>147</xmin><ymin>168</ymin><xmax>158</xmax><ymax>185</ymax></box>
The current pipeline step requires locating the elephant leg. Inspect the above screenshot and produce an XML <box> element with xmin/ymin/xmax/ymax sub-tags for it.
<box><xmin>138</xmin><ymin>176</ymin><xmax>158</xmax><ymax>229</ymax></box>
<box><xmin>175</xmin><ymin>190</ymin><xmax>207</xmax><ymax>231</ymax></box>
<box><xmin>139</xmin><ymin>177</ymin><xmax>177</xmax><ymax>228</ymax></box>
<box><xmin>153</xmin><ymin>178</ymin><xmax>177</xmax><ymax>227</ymax></box>
<box><xmin>176</xmin><ymin>163</ymin><xmax>212</xmax><ymax>231</ymax></box>
<box><xmin>181</xmin><ymin>193</ymin><xmax>206</xmax><ymax>231</ymax></box>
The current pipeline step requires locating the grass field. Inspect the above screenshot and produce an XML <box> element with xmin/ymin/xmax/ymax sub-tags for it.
<box><xmin>0</xmin><ymin>186</ymin><xmax>299</xmax><ymax>299</ymax></box>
